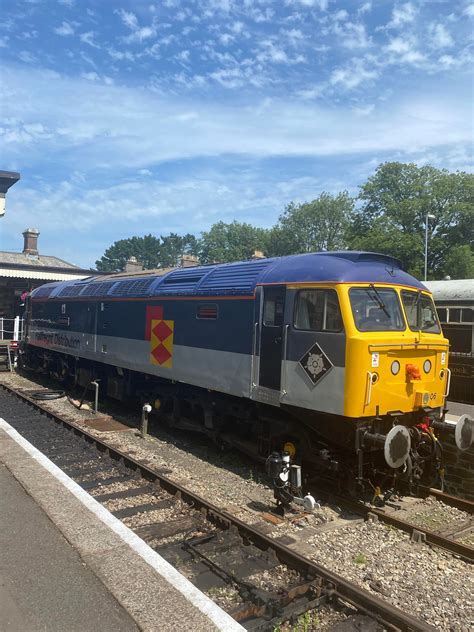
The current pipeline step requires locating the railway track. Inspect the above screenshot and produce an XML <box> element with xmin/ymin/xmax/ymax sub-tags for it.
<box><xmin>308</xmin><ymin>489</ymin><xmax>474</xmax><ymax>564</ymax></box>
<box><xmin>0</xmin><ymin>382</ymin><xmax>436</xmax><ymax>632</ymax></box>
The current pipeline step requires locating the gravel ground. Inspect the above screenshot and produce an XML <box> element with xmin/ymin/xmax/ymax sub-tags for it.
<box><xmin>1</xmin><ymin>371</ymin><xmax>472</xmax><ymax>631</ymax></box>
<box><xmin>307</xmin><ymin>520</ymin><xmax>473</xmax><ymax>631</ymax></box>
<box><xmin>404</xmin><ymin>495</ymin><xmax>472</xmax><ymax>531</ymax></box>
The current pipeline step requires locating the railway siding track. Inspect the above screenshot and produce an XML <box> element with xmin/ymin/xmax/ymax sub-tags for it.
<box><xmin>0</xmin><ymin>382</ymin><xmax>435</xmax><ymax>632</ymax></box>
<box><xmin>308</xmin><ymin>487</ymin><xmax>474</xmax><ymax>564</ymax></box>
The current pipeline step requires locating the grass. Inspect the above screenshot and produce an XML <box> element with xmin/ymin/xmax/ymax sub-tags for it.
<box><xmin>353</xmin><ymin>552</ymin><xmax>367</xmax><ymax>565</ymax></box>
<box><xmin>274</xmin><ymin>610</ymin><xmax>321</xmax><ymax>631</ymax></box>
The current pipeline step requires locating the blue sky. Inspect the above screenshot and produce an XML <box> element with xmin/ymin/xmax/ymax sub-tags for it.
<box><xmin>1</xmin><ymin>0</ymin><xmax>473</xmax><ymax>269</ymax></box>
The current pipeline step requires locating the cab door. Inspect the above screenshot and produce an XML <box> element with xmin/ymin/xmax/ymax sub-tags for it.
<box><xmin>259</xmin><ymin>286</ymin><xmax>286</xmax><ymax>391</ymax></box>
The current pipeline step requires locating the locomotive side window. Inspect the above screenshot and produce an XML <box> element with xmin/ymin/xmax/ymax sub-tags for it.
<box><xmin>350</xmin><ymin>287</ymin><xmax>405</xmax><ymax>331</ymax></box>
<box><xmin>401</xmin><ymin>291</ymin><xmax>440</xmax><ymax>333</ymax></box>
<box><xmin>294</xmin><ymin>289</ymin><xmax>343</xmax><ymax>332</ymax></box>
<box><xmin>264</xmin><ymin>296</ymin><xmax>284</xmax><ymax>327</ymax></box>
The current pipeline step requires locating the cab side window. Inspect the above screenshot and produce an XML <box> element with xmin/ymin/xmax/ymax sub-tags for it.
<box><xmin>294</xmin><ymin>289</ymin><xmax>343</xmax><ymax>332</ymax></box>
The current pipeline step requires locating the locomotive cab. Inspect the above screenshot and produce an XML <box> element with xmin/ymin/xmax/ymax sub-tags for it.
<box><xmin>343</xmin><ymin>285</ymin><xmax>449</xmax><ymax>419</ymax></box>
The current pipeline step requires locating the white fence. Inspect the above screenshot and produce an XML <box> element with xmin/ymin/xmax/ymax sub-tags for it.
<box><xmin>0</xmin><ymin>317</ymin><xmax>23</xmax><ymax>341</ymax></box>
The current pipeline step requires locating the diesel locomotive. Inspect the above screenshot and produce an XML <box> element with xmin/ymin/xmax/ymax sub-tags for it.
<box><xmin>21</xmin><ymin>251</ymin><xmax>473</xmax><ymax>495</ymax></box>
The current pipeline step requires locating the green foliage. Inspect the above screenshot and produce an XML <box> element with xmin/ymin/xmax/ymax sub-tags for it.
<box><xmin>95</xmin><ymin>233</ymin><xmax>198</xmax><ymax>272</ymax></box>
<box><xmin>198</xmin><ymin>221</ymin><xmax>268</xmax><ymax>264</ymax></box>
<box><xmin>266</xmin><ymin>192</ymin><xmax>354</xmax><ymax>257</ymax></box>
<box><xmin>442</xmin><ymin>245</ymin><xmax>474</xmax><ymax>279</ymax></box>
<box><xmin>350</xmin><ymin>162</ymin><xmax>474</xmax><ymax>279</ymax></box>
<box><xmin>353</xmin><ymin>552</ymin><xmax>367</xmax><ymax>565</ymax></box>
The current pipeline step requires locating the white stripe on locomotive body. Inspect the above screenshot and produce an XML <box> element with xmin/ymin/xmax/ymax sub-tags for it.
<box><xmin>27</xmin><ymin>326</ymin><xmax>345</xmax><ymax>415</ymax></box>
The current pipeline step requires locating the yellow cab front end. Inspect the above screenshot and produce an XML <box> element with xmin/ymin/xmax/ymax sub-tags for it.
<box><xmin>339</xmin><ymin>283</ymin><xmax>449</xmax><ymax>419</ymax></box>
<box><xmin>335</xmin><ymin>281</ymin><xmax>462</xmax><ymax>494</ymax></box>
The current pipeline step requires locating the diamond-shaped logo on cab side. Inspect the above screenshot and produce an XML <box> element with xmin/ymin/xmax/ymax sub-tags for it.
<box><xmin>299</xmin><ymin>342</ymin><xmax>333</xmax><ymax>386</ymax></box>
<box><xmin>152</xmin><ymin>343</ymin><xmax>172</xmax><ymax>365</ymax></box>
<box><xmin>153</xmin><ymin>320</ymin><xmax>172</xmax><ymax>342</ymax></box>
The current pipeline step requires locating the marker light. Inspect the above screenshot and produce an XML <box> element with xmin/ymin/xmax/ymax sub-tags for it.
<box><xmin>423</xmin><ymin>359</ymin><xmax>432</xmax><ymax>374</ymax></box>
<box><xmin>391</xmin><ymin>361</ymin><xmax>400</xmax><ymax>375</ymax></box>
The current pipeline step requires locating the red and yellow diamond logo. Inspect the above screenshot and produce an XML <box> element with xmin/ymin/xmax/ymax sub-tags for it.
<box><xmin>150</xmin><ymin>318</ymin><xmax>174</xmax><ymax>367</ymax></box>
<box><xmin>145</xmin><ymin>306</ymin><xmax>173</xmax><ymax>368</ymax></box>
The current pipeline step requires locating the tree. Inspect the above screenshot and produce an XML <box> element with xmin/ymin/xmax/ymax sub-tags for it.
<box><xmin>350</xmin><ymin>162</ymin><xmax>474</xmax><ymax>279</ymax></box>
<box><xmin>266</xmin><ymin>192</ymin><xmax>354</xmax><ymax>256</ymax></box>
<box><xmin>95</xmin><ymin>233</ymin><xmax>198</xmax><ymax>272</ymax></box>
<box><xmin>198</xmin><ymin>221</ymin><xmax>268</xmax><ymax>264</ymax></box>
<box><xmin>442</xmin><ymin>245</ymin><xmax>474</xmax><ymax>279</ymax></box>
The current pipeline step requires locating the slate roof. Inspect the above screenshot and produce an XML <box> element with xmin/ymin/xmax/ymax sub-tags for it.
<box><xmin>0</xmin><ymin>250</ymin><xmax>83</xmax><ymax>269</ymax></box>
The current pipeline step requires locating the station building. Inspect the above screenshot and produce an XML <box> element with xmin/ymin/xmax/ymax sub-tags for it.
<box><xmin>0</xmin><ymin>228</ymin><xmax>93</xmax><ymax>322</ymax></box>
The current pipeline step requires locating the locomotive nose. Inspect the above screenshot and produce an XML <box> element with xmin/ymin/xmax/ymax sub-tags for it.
<box><xmin>455</xmin><ymin>414</ymin><xmax>474</xmax><ymax>451</ymax></box>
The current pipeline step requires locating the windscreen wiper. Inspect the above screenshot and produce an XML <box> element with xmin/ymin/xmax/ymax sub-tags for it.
<box><xmin>368</xmin><ymin>284</ymin><xmax>391</xmax><ymax>319</ymax></box>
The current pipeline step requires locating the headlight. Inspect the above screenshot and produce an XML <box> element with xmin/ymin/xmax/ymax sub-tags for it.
<box><xmin>391</xmin><ymin>360</ymin><xmax>400</xmax><ymax>375</ymax></box>
<box><xmin>423</xmin><ymin>359</ymin><xmax>432</xmax><ymax>374</ymax></box>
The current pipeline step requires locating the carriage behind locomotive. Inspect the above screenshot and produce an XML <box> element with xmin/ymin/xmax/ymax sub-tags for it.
<box><xmin>21</xmin><ymin>251</ymin><xmax>473</xmax><ymax>495</ymax></box>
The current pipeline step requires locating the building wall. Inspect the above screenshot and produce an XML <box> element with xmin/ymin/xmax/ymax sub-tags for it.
<box><xmin>443</xmin><ymin>435</ymin><xmax>474</xmax><ymax>500</ymax></box>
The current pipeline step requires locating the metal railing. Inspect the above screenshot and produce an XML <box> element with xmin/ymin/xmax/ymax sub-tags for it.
<box><xmin>0</xmin><ymin>317</ymin><xmax>23</xmax><ymax>342</ymax></box>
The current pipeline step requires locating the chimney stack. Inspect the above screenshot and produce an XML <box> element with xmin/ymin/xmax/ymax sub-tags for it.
<box><xmin>180</xmin><ymin>254</ymin><xmax>199</xmax><ymax>268</ymax></box>
<box><xmin>124</xmin><ymin>256</ymin><xmax>143</xmax><ymax>273</ymax></box>
<box><xmin>251</xmin><ymin>250</ymin><xmax>265</xmax><ymax>260</ymax></box>
<box><xmin>22</xmin><ymin>228</ymin><xmax>40</xmax><ymax>256</ymax></box>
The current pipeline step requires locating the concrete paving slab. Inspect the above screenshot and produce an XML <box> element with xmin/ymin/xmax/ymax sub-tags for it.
<box><xmin>0</xmin><ymin>464</ymin><xmax>139</xmax><ymax>632</ymax></box>
<box><xmin>0</xmin><ymin>420</ymin><xmax>243</xmax><ymax>632</ymax></box>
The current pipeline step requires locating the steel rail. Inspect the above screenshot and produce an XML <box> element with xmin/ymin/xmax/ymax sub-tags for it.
<box><xmin>0</xmin><ymin>382</ymin><xmax>433</xmax><ymax>632</ymax></box>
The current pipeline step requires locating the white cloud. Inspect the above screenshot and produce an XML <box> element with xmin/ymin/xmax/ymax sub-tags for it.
<box><xmin>115</xmin><ymin>9</ymin><xmax>157</xmax><ymax>43</ymax></box>
<box><xmin>230</xmin><ymin>21</ymin><xmax>244</xmax><ymax>34</ymax></box>
<box><xmin>387</xmin><ymin>3</ymin><xmax>417</xmax><ymax>28</ymax></box>
<box><xmin>428</xmin><ymin>23</ymin><xmax>454</xmax><ymax>49</ymax></box>
<box><xmin>0</xmin><ymin>36</ymin><xmax>8</xmax><ymax>48</ymax></box>
<box><xmin>81</xmin><ymin>71</ymin><xmax>100</xmax><ymax>82</ymax></box>
<box><xmin>385</xmin><ymin>37</ymin><xmax>424</xmax><ymax>65</ymax></box>
<box><xmin>330</xmin><ymin>59</ymin><xmax>377</xmax><ymax>89</ymax></box>
<box><xmin>18</xmin><ymin>50</ymin><xmax>36</xmax><ymax>63</ymax></box>
<box><xmin>2</xmin><ymin>64</ymin><xmax>471</xmax><ymax>170</ymax></box>
<box><xmin>218</xmin><ymin>33</ymin><xmax>234</xmax><ymax>45</ymax></box>
<box><xmin>176</xmin><ymin>49</ymin><xmax>190</xmax><ymax>62</ymax></box>
<box><xmin>116</xmin><ymin>9</ymin><xmax>138</xmax><ymax>31</ymax></box>
<box><xmin>285</xmin><ymin>0</ymin><xmax>328</xmax><ymax>8</ymax></box>
<box><xmin>463</xmin><ymin>4</ymin><xmax>474</xmax><ymax>17</ymax></box>
<box><xmin>333</xmin><ymin>21</ymin><xmax>371</xmax><ymax>49</ymax></box>
<box><xmin>80</xmin><ymin>31</ymin><xmax>100</xmax><ymax>49</ymax></box>
<box><xmin>282</xmin><ymin>28</ymin><xmax>305</xmax><ymax>45</ymax></box>
<box><xmin>54</xmin><ymin>21</ymin><xmax>75</xmax><ymax>36</ymax></box>
<box><xmin>358</xmin><ymin>2</ymin><xmax>372</xmax><ymax>15</ymax></box>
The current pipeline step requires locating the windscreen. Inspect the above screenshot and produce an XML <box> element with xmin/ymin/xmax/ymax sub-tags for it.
<box><xmin>401</xmin><ymin>291</ymin><xmax>441</xmax><ymax>333</ymax></box>
<box><xmin>349</xmin><ymin>287</ymin><xmax>405</xmax><ymax>331</ymax></box>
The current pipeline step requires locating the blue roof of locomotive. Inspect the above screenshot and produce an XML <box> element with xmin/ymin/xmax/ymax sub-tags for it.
<box><xmin>31</xmin><ymin>251</ymin><xmax>426</xmax><ymax>300</ymax></box>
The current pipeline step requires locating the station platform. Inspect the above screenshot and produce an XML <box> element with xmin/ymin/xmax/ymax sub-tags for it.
<box><xmin>0</xmin><ymin>419</ymin><xmax>243</xmax><ymax>632</ymax></box>
<box><xmin>446</xmin><ymin>399</ymin><xmax>474</xmax><ymax>422</ymax></box>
